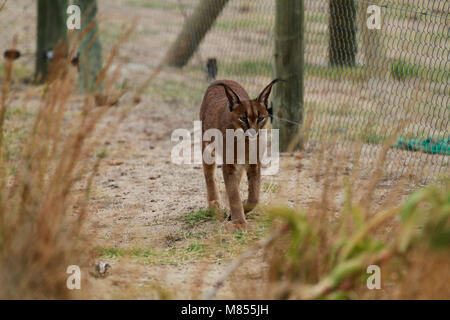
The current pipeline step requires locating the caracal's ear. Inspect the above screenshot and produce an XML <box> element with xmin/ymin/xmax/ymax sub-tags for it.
<box><xmin>256</xmin><ymin>78</ymin><xmax>284</xmax><ymax>109</ymax></box>
<box><xmin>210</xmin><ymin>83</ymin><xmax>242</xmax><ymax>112</ymax></box>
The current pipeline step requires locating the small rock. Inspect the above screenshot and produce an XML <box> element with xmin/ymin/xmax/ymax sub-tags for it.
<box><xmin>91</xmin><ymin>261</ymin><xmax>111</xmax><ymax>278</ymax></box>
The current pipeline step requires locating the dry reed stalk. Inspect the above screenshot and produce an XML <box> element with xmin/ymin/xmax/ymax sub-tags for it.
<box><xmin>0</xmin><ymin>23</ymin><xmax>137</xmax><ymax>298</ymax></box>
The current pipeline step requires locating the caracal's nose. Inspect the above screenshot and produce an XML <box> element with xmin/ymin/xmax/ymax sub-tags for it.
<box><xmin>245</xmin><ymin>128</ymin><xmax>258</xmax><ymax>139</ymax></box>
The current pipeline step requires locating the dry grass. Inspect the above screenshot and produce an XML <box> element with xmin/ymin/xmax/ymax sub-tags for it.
<box><xmin>0</xmin><ymin>27</ymin><xmax>136</xmax><ymax>298</ymax></box>
<box><xmin>198</xmin><ymin>147</ymin><xmax>449</xmax><ymax>299</ymax></box>
<box><xmin>257</xmin><ymin>180</ymin><xmax>449</xmax><ymax>299</ymax></box>
<box><xmin>199</xmin><ymin>87</ymin><xmax>448</xmax><ymax>300</ymax></box>
<box><xmin>211</xmin><ymin>130</ymin><xmax>449</xmax><ymax>300</ymax></box>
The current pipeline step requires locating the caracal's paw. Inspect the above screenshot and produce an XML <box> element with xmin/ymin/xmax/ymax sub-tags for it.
<box><xmin>243</xmin><ymin>200</ymin><xmax>257</xmax><ymax>214</ymax></box>
<box><xmin>224</xmin><ymin>220</ymin><xmax>248</xmax><ymax>231</ymax></box>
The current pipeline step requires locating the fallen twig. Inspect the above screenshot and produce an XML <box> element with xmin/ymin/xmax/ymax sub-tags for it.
<box><xmin>0</xmin><ymin>1</ymin><xmax>6</xmax><ymax>12</ymax></box>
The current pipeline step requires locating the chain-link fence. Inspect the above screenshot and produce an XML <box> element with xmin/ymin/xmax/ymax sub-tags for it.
<box><xmin>160</xmin><ymin>0</ymin><xmax>449</xmax><ymax>182</ymax></box>
<box><xmin>1</xmin><ymin>0</ymin><xmax>448</xmax><ymax>182</ymax></box>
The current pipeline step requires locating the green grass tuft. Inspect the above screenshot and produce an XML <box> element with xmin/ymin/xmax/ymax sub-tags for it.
<box><xmin>183</xmin><ymin>209</ymin><xmax>215</xmax><ymax>228</ymax></box>
<box><xmin>98</xmin><ymin>247</ymin><xmax>125</xmax><ymax>259</ymax></box>
<box><xmin>390</xmin><ymin>60</ymin><xmax>449</xmax><ymax>82</ymax></box>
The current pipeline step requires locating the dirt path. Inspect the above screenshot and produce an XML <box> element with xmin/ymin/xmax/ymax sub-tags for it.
<box><xmin>82</xmin><ymin>94</ymin><xmax>318</xmax><ymax>298</ymax></box>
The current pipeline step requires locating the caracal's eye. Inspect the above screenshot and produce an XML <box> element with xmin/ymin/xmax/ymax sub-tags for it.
<box><xmin>239</xmin><ymin>117</ymin><xmax>248</xmax><ymax>124</ymax></box>
<box><xmin>257</xmin><ymin>116</ymin><xmax>265</xmax><ymax>123</ymax></box>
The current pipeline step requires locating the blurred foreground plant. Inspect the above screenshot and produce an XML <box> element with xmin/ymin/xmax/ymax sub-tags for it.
<box><xmin>264</xmin><ymin>178</ymin><xmax>449</xmax><ymax>299</ymax></box>
<box><xmin>0</xmin><ymin>28</ymin><xmax>134</xmax><ymax>298</ymax></box>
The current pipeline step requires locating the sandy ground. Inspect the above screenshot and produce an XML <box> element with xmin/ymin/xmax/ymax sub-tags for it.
<box><xmin>79</xmin><ymin>91</ymin><xmax>433</xmax><ymax>299</ymax></box>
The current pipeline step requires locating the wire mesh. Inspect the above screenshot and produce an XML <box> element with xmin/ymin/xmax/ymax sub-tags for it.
<box><xmin>165</xmin><ymin>0</ymin><xmax>450</xmax><ymax>182</ymax></box>
<box><xmin>0</xmin><ymin>0</ymin><xmax>448</xmax><ymax>182</ymax></box>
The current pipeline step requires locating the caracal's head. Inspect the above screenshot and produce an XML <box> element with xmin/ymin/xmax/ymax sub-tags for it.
<box><xmin>215</xmin><ymin>79</ymin><xmax>283</xmax><ymax>137</ymax></box>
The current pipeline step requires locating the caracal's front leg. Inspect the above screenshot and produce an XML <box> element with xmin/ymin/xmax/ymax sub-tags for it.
<box><xmin>222</xmin><ymin>164</ymin><xmax>247</xmax><ymax>228</ymax></box>
<box><xmin>244</xmin><ymin>164</ymin><xmax>261</xmax><ymax>213</ymax></box>
<box><xmin>202</xmin><ymin>142</ymin><xmax>220</xmax><ymax>211</ymax></box>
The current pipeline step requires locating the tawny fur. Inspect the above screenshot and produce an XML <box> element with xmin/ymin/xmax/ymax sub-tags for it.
<box><xmin>200</xmin><ymin>79</ymin><xmax>280</xmax><ymax>230</ymax></box>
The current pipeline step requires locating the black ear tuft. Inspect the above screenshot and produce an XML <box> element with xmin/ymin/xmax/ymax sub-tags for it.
<box><xmin>256</xmin><ymin>78</ymin><xmax>285</xmax><ymax>109</ymax></box>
